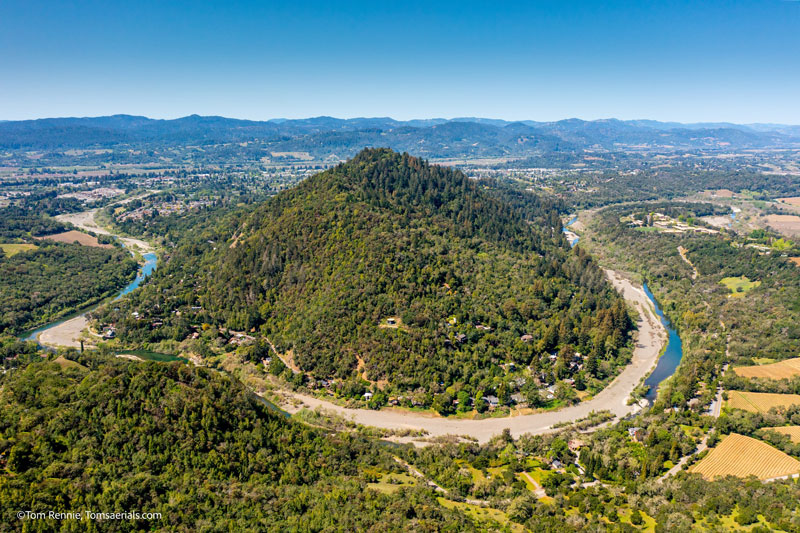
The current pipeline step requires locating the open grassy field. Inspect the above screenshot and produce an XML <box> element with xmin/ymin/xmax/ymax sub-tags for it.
<box><xmin>720</xmin><ymin>276</ymin><xmax>761</xmax><ymax>297</ymax></box>
<box><xmin>726</xmin><ymin>391</ymin><xmax>800</xmax><ymax>413</ymax></box>
<box><xmin>366</xmin><ymin>472</ymin><xmax>417</xmax><ymax>494</ymax></box>
<box><xmin>437</xmin><ymin>497</ymin><xmax>524</xmax><ymax>533</ymax></box>
<box><xmin>35</xmin><ymin>230</ymin><xmax>112</xmax><ymax>248</ymax></box>
<box><xmin>516</xmin><ymin>472</ymin><xmax>538</xmax><ymax>492</ymax></box>
<box><xmin>762</xmin><ymin>426</ymin><xmax>800</xmax><ymax>444</ymax></box>
<box><xmin>52</xmin><ymin>355</ymin><xmax>88</xmax><ymax>371</ymax></box>
<box><xmin>0</xmin><ymin>243</ymin><xmax>37</xmax><ymax>256</ymax></box>
<box><xmin>751</xmin><ymin>357</ymin><xmax>777</xmax><ymax>365</ymax></box>
<box><xmin>733</xmin><ymin>357</ymin><xmax>800</xmax><ymax>379</ymax></box>
<box><xmin>456</xmin><ymin>459</ymin><xmax>487</xmax><ymax>483</ymax></box>
<box><xmin>689</xmin><ymin>433</ymin><xmax>800</xmax><ymax>480</ymax></box>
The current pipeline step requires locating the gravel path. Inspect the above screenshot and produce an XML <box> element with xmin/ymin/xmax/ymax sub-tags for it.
<box><xmin>282</xmin><ymin>269</ymin><xmax>667</xmax><ymax>443</ymax></box>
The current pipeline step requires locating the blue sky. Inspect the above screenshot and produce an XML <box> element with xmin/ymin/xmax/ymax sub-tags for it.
<box><xmin>1</xmin><ymin>0</ymin><xmax>799</xmax><ymax>123</ymax></box>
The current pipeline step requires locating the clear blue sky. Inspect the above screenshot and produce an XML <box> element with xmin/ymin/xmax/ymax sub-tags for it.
<box><xmin>1</xmin><ymin>0</ymin><xmax>799</xmax><ymax>123</ymax></box>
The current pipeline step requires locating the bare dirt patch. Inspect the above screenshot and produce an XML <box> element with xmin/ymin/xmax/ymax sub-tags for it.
<box><xmin>56</xmin><ymin>209</ymin><xmax>153</xmax><ymax>253</ymax></box>
<box><xmin>37</xmin><ymin>315</ymin><xmax>88</xmax><ymax>348</ymax></box>
<box><xmin>701</xmin><ymin>215</ymin><xmax>733</xmax><ymax>228</ymax></box>
<box><xmin>703</xmin><ymin>189</ymin><xmax>734</xmax><ymax>198</ymax></box>
<box><xmin>765</xmin><ymin>214</ymin><xmax>800</xmax><ymax>236</ymax></box>
<box><xmin>777</xmin><ymin>197</ymin><xmax>800</xmax><ymax>206</ymax></box>
<box><xmin>35</xmin><ymin>230</ymin><xmax>111</xmax><ymax>248</ymax></box>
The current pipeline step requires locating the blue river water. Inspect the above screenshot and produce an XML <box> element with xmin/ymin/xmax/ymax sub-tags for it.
<box><xmin>23</xmin><ymin>251</ymin><xmax>158</xmax><ymax>343</ymax></box>
<box><xmin>559</xmin><ymin>216</ymin><xmax>683</xmax><ymax>401</ymax></box>
<box><xmin>563</xmin><ymin>215</ymin><xmax>579</xmax><ymax>247</ymax></box>
<box><xmin>115</xmin><ymin>252</ymin><xmax>157</xmax><ymax>299</ymax></box>
<box><xmin>641</xmin><ymin>281</ymin><xmax>684</xmax><ymax>402</ymax></box>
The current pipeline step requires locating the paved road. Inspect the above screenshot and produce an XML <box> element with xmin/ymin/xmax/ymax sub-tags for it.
<box><xmin>281</xmin><ymin>269</ymin><xmax>668</xmax><ymax>443</ymax></box>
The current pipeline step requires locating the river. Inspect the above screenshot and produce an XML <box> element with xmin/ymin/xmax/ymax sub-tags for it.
<box><xmin>641</xmin><ymin>282</ymin><xmax>684</xmax><ymax>403</ymax></box>
<box><xmin>560</xmin><ymin>215</ymin><xmax>683</xmax><ymax>403</ymax></box>
<box><xmin>23</xmin><ymin>249</ymin><xmax>157</xmax><ymax>345</ymax></box>
<box><xmin>563</xmin><ymin>215</ymin><xmax>579</xmax><ymax>247</ymax></box>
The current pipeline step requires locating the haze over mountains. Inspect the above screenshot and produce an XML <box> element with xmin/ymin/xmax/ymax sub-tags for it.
<box><xmin>1</xmin><ymin>115</ymin><xmax>799</xmax><ymax>158</ymax></box>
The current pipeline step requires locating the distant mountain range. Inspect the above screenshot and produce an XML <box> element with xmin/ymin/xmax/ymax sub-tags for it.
<box><xmin>1</xmin><ymin>114</ymin><xmax>798</xmax><ymax>157</ymax></box>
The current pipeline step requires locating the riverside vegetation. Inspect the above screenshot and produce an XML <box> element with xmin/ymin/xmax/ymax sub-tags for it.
<box><xmin>0</xmin><ymin>207</ymin><xmax>137</xmax><ymax>335</ymax></box>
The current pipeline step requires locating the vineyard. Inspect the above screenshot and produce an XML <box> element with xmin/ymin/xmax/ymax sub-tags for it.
<box><xmin>733</xmin><ymin>357</ymin><xmax>800</xmax><ymax>379</ymax></box>
<box><xmin>763</xmin><ymin>426</ymin><xmax>800</xmax><ymax>444</ymax></box>
<box><xmin>725</xmin><ymin>391</ymin><xmax>800</xmax><ymax>413</ymax></box>
<box><xmin>690</xmin><ymin>433</ymin><xmax>800</xmax><ymax>481</ymax></box>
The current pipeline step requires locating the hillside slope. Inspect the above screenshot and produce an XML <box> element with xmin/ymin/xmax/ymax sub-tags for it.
<box><xmin>0</xmin><ymin>358</ymin><xmax>474</xmax><ymax>531</ymax></box>
<box><xmin>102</xmin><ymin>150</ymin><xmax>631</xmax><ymax>408</ymax></box>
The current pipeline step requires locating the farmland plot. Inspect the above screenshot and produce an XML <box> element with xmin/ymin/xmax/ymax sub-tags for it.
<box><xmin>34</xmin><ymin>230</ymin><xmax>112</xmax><ymax>248</ymax></box>
<box><xmin>762</xmin><ymin>426</ymin><xmax>800</xmax><ymax>444</ymax></box>
<box><xmin>733</xmin><ymin>357</ymin><xmax>800</xmax><ymax>379</ymax></box>
<box><xmin>725</xmin><ymin>391</ymin><xmax>800</xmax><ymax>413</ymax></box>
<box><xmin>689</xmin><ymin>433</ymin><xmax>800</xmax><ymax>480</ymax></box>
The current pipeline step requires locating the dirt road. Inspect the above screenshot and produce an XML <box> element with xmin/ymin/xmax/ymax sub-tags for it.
<box><xmin>281</xmin><ymin>269</ymin><xmax>667</xmax><ymax>443</ymax></box>
<box><xmin>677</xmin><ymin>246</ymin><xmax>698</xmax><ymax>280</ymax></box>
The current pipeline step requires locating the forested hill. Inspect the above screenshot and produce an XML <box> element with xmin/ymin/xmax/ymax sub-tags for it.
<box><xmin>104</xmin><ymin>149</ymin><xmax>632</xmax><ymax>401</ymax></box>
<box><xmin>0</xmin><ymin>357</ymin><xmax>473</xmax><ymax>530</ymax></box>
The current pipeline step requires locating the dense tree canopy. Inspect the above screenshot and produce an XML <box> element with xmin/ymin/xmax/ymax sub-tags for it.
<box><xmin>99</xmin><ymin>149</ymin><xmax>633</xmax><ymax>406</ymax></box>
<box><xmin>0</xmin><ymin>242</ymin><xmax>137</xmax><ymax>335</ymax></box>
<box><xmin>0</xmin><ymin>357</ymin><xmax>474</xmax><ymax>532</ymax></box>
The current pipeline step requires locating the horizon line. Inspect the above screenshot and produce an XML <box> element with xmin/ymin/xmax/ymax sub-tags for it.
<box><xmin>1</xmin><ymin>114</ymin><xmax>797</xmax><ymax>128</ymax></box>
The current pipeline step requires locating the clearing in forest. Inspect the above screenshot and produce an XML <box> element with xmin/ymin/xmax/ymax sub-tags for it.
<box><xmin>437</xmin><ymin>497</ymin><xmax>524</xmax><ymax>533</ymax></box>
<box><xmin>0</xmin><ymin>243</ymin><xmax>37</xmax><ymax>256</ymax></box>
<box><xmin>733</xmin><ymin>357</ymin><xmax>800</xmax><ymax>379</ymax></box>
<box><xmin>719</xmin><ymin>276</ymin><xmax>760</xmax><ymax>297</ymax></box>
<box><xmin>35</xmin><ymin>230</ymin><xmax>112</xmax><ymax>248</ymax></box>
<box><xmin>725</xmin><ymin>391</ymin><xmax>800</xmax><ymax>413</ymax></box>
<box><xmin>766</xmin><ymin>214</ymin><xmax>800</xmax><ymax>236</ymax></box>
<box><xmin>689</xmin><ymin>433</ymin><xmax>800</xmax><ymax>480</ymax></box>
<box><xmin>366</xmin><ymin>472</ymin><xmax>417</xmax><ymax>494</ymax></box>
<box><xmin>703</xmin><ymin>189</ymin><xmax>735</xmax><ymax>198</ymax></box>
<box><xmin>762</xmin><ymin>426</ymin><xmax>800</xmax><ymax>444</ymax></box>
